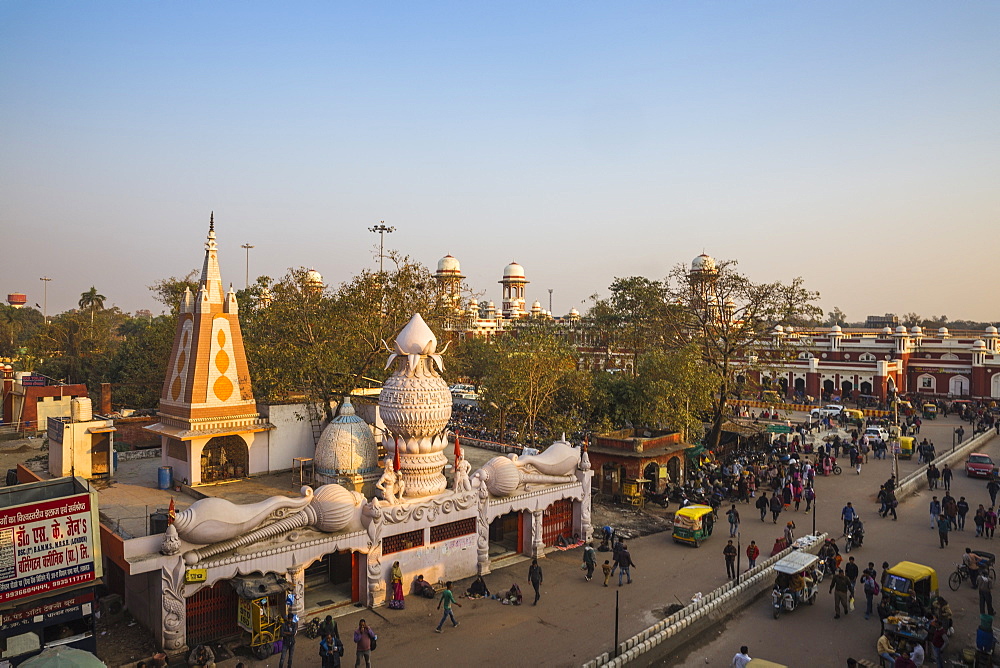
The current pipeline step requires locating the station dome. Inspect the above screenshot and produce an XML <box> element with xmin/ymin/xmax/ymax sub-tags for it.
<box><xmin>436</xmin><ymin>254</ymin><xmax>462</xmax><ymax>274</ymax></box>
<box><xmin>315</xmin><ymin>398</ymin><xmax>379</xmax><ymax>482</ymax></box>
<box><xmin>882</xmin><ymin>326</ymin><xmax>893</xmax><ymax>335</ymax></box>
<box><xmin>691</xmin><ymin>253</ymin><xmax>717</xmax><ymax>273</ymax></box>
<box><xmin>986</xmin><ymin>326</ymin><xmax>998</xmax><ymax>335</ymax></box>
<box><xmin>895</xmin><ymin>325</ymin><xmax>907</xmax><ymax>333</ymax></box>
<box><xmin>830</xmin><ymin>325</ymin><xmax>842</xmax><ymax>334</ymax></box>
<box><xmin>911</xmin><ymin>326</ymin><xmax>923</xmax><ymax>334</ymax></box>
<box><xmin>774</xmin><ymin>325</ymin><xmax>785</xmax><ymax>333</ymax></box>
<box><xmin>973</xmin><ymin>340</ymin><xmax>987</xmax><ymax>350</ymax></box>
<box><xmin>304</xmin><ymin>268</ymin><xmax>324</xmax><ymax>292</ymax></box>
<box><xmin>503</xmin><ymin>262</ymin><xmax>526</xmax><ymax>279</ymax></box>
<box><xmin>938</xmin><ymin>327</ymin><xmax>949</xmax><ymax>336</ymax></box>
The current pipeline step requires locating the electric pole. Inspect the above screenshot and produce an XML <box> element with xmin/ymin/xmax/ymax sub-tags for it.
<box><xmin>39</xmin><ymin>277</ymin><xmax>52</xmax><ymax>324</ymax></box>
<box><xmin>241</xmin><ymin>243</ymin><xmax>255</xmax><ymax>289</ymax></box>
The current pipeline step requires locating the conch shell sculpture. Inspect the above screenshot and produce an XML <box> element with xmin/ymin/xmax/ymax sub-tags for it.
<box><xmin>183</xmin><ymin>484</ymin><xmax>365</xmax><ymax>565</ymax></box>
<box><xmin>471</xmin><ymin>440</ymin><xmax>582</xmax><ymax>498</ymax></box>
<box><xmin>173</xmin><ymin>492</ymin><xmax>314</xmax><ymax>544</ymax></box>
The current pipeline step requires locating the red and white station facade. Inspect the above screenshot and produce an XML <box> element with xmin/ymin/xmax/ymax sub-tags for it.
<box><xmin>743</xmin><ymin>324</ymin><xmax>1000</xmax><ymax>401</ymax></box>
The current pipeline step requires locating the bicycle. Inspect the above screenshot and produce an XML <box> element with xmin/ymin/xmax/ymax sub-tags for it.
<box><xmin>948</xmin><ymin>561</ymin><xmax>998</xmax><ymax>591</ymax></box>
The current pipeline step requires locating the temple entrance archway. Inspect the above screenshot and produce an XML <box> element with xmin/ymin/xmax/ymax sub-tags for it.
<box><xmin>305</xmin><ymin>550</ymin><xmax>355</xmax><ymax>609</ymax></box>
<box><xmin>489</xmin><ymin>511</ymin><xmax>522</xmax><ymax>558</ymax></box>
<box><xmin>667</xmin><ymin>456</ymin><xmax>681</xmax><ymax>484</ymax></box>
<box><xmin>200</xmin><ymin>435</ymin><xmax>249</xmax><ymax>483</ymax></box>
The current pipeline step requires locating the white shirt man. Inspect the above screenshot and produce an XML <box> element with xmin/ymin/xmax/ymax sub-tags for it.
<box><xmin>732</xmin><ymin>646</ymin><xmax>751</xmax><ymax>668</ymax></box>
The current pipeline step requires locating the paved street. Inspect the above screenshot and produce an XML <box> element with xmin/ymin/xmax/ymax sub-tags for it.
<box><xmin>239</xmin><ymin>413</ymin><xmax>989</xmax><ymax>668</ymax></box>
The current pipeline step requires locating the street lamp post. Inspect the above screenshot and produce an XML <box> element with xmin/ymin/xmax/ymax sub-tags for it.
<box><xmin>240</xmin><ymin>243</ymin><xmax>254</xmax><ymax>289</ymax></box>
<box><xmin>368</xmin><ymin>222</ymin><xmax>396</xmax><ymax>275</ymax></box>
<box><xmin>39</xmin><ymin>277</ymin><xmax>52</xmax><ymax>324</ymax></box>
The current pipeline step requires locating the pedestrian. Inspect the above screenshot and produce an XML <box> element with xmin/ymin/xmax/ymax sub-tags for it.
<box><xmin>841</xmin><ymin>502</ymin><xmax>856</xmax><ymax>535</ymax></box>
<box><xmin>929</xmin><ymin>496</ymin><xmax>941</xmax><ymax>530</ymax></box>
<box><xmin>528</xmin><ymin>559</ymin><xmax>544</xmax><ymax>604</ymax></box>
<box><xmin>726</xmin><ymin>504</ymin><xmax>741</xmax><ymax>537</ymax></box>
<box><xmin>937</xmin><ymin>514</ymin><xmax>951</xmax><ymax>549</ymax></box>
<box><xmin>862</xmin><ymin>570</ymin><xmax>880</xmax><ymax>619</ymax></box>
<box><xmin>352</xmin><ymin>619</ymin><xmax>376</xmax><ymax>667</ymax></box>
<box><xmin>724</xmin><ymin>539</ymin><xmax>738</xmax><ymax>578</ymax></box>
<box><xmin>804</xmin><ymin>485</ymin><xmax>815</xmax><ymax>514</ymax></box>
<box><xmin>756</xmin><ymin>492</ymin><xmax>769</xmax><ymax>521</ymax></box>
<box><xmin>845</xmin><ymin>556</ymin><xmax>859</xmax><ymax>592</ymax></box>
<box><xmin>731</xmin><ymin>645</ymin><xmax>752</xmax><ymax>668</ymax></box>
<box><xmin>583</xmin><ymin>542</ymin><xmax>597</xmax><ymax>581</ymax></box>
<box><xmin>958</xmin><ymin>497</ymin><xmax>970</xmax><ymax>530</ymax></box>
<box><xmin>979</xmin><ymin>570</ymin><xmax>996</xmax><ymax>616</ymax></box>
<box><xmin>602</xmin><ymin>559</ymin><xmax>612</xmax><ymax>587</ymax></box>
<box><xmin>942</xmin><ymin>464</ymin><xmax>953</xmax><ymax>492</ymax></box>
<box><xmin>830</xmin><ymin>568</ymin><xmax>852</xmax><ymax>618</ymax></box>
<box><xmin>943</xmin><ymin>494</ymin><xmax>958</xmax><ymax>530</ymax></box>
<box><xmin>929</xmin><ymin>620</ymin><xmax>948</xmax><ymax>668</ymax></box>
<box><xmin>784</xmin><ymin>521</ymin><xmax>795</xmax><ymax>545</ymax></box>
<box><xmin>614</xmin><ymin>543</ymin><xmax>635</xmax><ymax>586</ymax></box>
<box><xmin>435</xmin><ymin>582</ymin><xmax>461</xmax><ymax>631</ymax></box>
<box><xmin>278</xmin><ymin>614</ymin><xmax>298</xmax><ymax>668</ymax></box>
<box><xmin>746</xmin><ymin>540</ymin><xmax>760</xmax><ymax>569</ymax></box>
<box><xmin>989</xmin><ymin>507</ymin><xmax>999</xmax><ymax>539</ymax></box>
<box><xmin>319</xmin><ymin>632</ymin><xmax>343</xmax><ymax>668</ymax></box>
<box><xmin>964</xmin><ymin>547</ymin><xmax>982</xmax><ymax>588</ymax></box>
<box><xmin>769</xmin><ymin>494</ymin><xmax>782</xmax><ymax>523</ymax></box>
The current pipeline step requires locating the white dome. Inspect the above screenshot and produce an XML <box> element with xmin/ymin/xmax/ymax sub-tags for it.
<box><xmin>911</xmin><ymin>326</ymin><xmax>923</xmax><ymax>334</ymax></box>
<box><xmin>503</xmin><ymin>262</ymin><xmax>525</xmax><ymax>279</ymax></box>
<box><xmin>774</xmin><ymin>325</ymin><xmax>785</xmax><ymax>333</ymax></box>
<box><xmin>895</xmin><ymin>325</ymin><xmax>907</xmax><ymax>333</ymax></box>
<box><xmin>882</xmin><ymin>326</ymin><xmax>892</xmax><ymax>334</ymax></box>
<box><xmin>437</xmin><ymin>254</ymin><xmax>461</xmax><ymax>274</ymax></box>
<box><xmin>531</xmin><ymin>300</ymin><xmax>542</xmax><ymax>310</ymax></box>
<box><xmin>986</xmin><ymin>326</ymin><xmax>998</xmax><ymax>335</ymax></box>
<box><xmin>469</xmin><ymin>298</ymin><xmax>479</xmax><ymax>306</ymax></box>
<box><xmin>304</xmin><ymin>268</ymin><xmax>324</xmax><ymax>289</ymax></box>
<box><xmin>486</xmin><ymin>300</ymin><xmax>496</xmax><ymax>309</ymax></box>
<box><xmin>830</xmin><ymin>325</ymin><xmax>842</xmax><ymax>333</ymax></box>
<box><xmin>785</xmin><ymin>326</ymin><xmax>795</xmax><ymax>333</ymax></box>
<box><xmin>569</xmin><ymin>308</ymin><xmax>579</xmax><ymax>315</ymax></box>
<box><xmin>691</xmin><ymin>253</ymin><xmax>717</xmax><ymax>273</ymax></box>
<box><xmin>938</xmin><ymin>327</ymin><xmax>949</xmax><ymax>335</ymax></box>
<box><xmin>315</xmin><ymin>398</ymin><xmax>379</xmax><ymax>481</ymax></box>
<box><xmin>974</xmin><ymin>339</ymin><xmax>987</xmax><ymax>349</ymax></box>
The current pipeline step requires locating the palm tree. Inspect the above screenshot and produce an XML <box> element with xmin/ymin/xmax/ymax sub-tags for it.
<box><xmin>78</xmin><ymin>287</ymin><xmax>106</xmax><ymax>324</ymax></box>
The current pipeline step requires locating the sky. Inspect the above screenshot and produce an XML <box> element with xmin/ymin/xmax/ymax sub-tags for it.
<box><xmin>1</xmin><ymin>2</ymin><xmax>998</xmax><ymax>322</ymax></box>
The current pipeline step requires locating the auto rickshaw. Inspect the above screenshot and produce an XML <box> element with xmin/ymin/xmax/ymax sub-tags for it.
<box><xmin>922</xmin><ymin>403</ymin><xmax>938</xmax><ymax>420</ymax></box>
<box><xmin>672</xmin><ymin>505</ymin><xmax>715</xmax><ymax>547</ymax></box>
<box><xmin>883</xmin><ymin>561</ymin><xmax>938</xmax><ymax>615</ymax></box>
<box><xmin>898</xmin><ymin>436</ymin><xmax>915</xmax><ymax>460</ymax></box>
<box><xmin>842</xmin><ymin>408</ymin><xmax>864</xmax><ymax>426</ymax></box>
<box><xmin>771</xmin><ymin>551</ymin><xmax>821</xmax><ymax>618</ymax></box>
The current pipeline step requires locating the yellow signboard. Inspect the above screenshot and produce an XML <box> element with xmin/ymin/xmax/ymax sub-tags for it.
<box><xmin>185</xmin><ymin>569</ymin><xmax>207</xmax><ymax>583</ymax></box>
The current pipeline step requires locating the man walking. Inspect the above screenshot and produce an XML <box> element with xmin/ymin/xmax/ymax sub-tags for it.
<box><xmin>727</xmin><ymin>504</ymin><xmax>741</xmax><ymax>537</ymax></box>
<box><xmin>841</xmin><ymin>502</ymin><xmax>856</xmax><ymax>535</ymax></box>
<box><xmin>724</xmin><ymin>539</ymin><xmax>738</xmax><ymax>579</ymax></box>
<box><xmin>929</xmin><ymin>496</ymin><xmax>941</xmax><ymax>530</ymax></box>
<box><xmin>756</xmin><ymin>493</ymin><xmax>769</xmax><ymax>522</ymax></box>
<box><xmin>731</xmin><ymin>645</ymin><xmax>752</xmax><ymax>667</ymax></box>
<box><xmin>937</xmin><ymin>514</ymin><xmax>951</xmax><ymax>549</ymax></box>
<box><xmin>770</xmin><ymin>494</ymin><xmax>783</xmax><ymax>524</ymax></box>
<box><xmin>614</xmin><ymin>543</ymin><xmax>635</xmax><ymax>586</ymax></box>
<box><xmin>528</xmin><ymin>559</ymin><xmax>544</xmax><ymax>604</ymax></box>
<box><xmin>583</xmin><ymin>543</ymin><xmax>597</xmax><ymax>581</ymax></box>
<box><xmin>862</xmin><ymin>570</ymin><xmax>880</xmax><ymax>619</ymax></box>
<box><xmin>979</xmin><ymin>569</ymin><xmax>996</xmax><ymax>616</ymax></box>
<box><xmin>277</xmin><ymin>614</ymin><xmax>298</xmax><ymax>668</ymax></box>
<box><xmin>942</xmin><ymin>464</ymin><xmax>953</xmax><ymax>492</ymax></box>
<box><xmin>845</xmin><ymin>556</ymin><xmax>859</xmax><ymax>593</ymax></box>
<box><xmin>988</xmin><ymin>477</ymin><xmax>1000</xmax><ymax>508</ymax></box>
<box><xmin>958</xmin><ymin>497</ymin><xmax>970</xmax><ymax>530</ymax></box>
<box><xmin>435</xmin><ymin>582</ymin><xmax>461</xmax><ymax>631</ymax></box>
<box><xmin>746</xmin><ymin>540</ymin><xmax>760</xmax><ymax>569</ymax></box>
<box><xmin>830</xmin><ymin>567</ymin><xmax>852</xmax><ymax>618</ymax></box>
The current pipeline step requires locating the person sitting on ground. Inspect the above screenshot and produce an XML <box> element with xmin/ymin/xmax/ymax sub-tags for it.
<box><xmin>501</xmin><ymin>582</ymin><xmax>523</xmax><ymax>605</ymax></box>
<box><xmin>466</xmin><ymin>575</ymin><xmax>490</xmax><ymax>598</ymax></box>
<box><xmin>187</xmin><ymin>644</ymin><xmax>215</xmax><ymax>668</ymax></box>
<box><xmin>414</xmin><ymin>574</ymin><xmax>436</xmax><ymax>599</ymax></box>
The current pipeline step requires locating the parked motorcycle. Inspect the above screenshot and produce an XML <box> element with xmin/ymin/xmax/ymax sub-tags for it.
<box><xmin>644</xmin><ymin>489</ymin><xmax>669</xmax><ymax>508</ymax></box>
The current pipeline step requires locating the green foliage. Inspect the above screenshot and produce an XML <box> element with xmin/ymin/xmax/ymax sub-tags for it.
<box><xmin>106</xmin><ymin>315</ymin><xmax>176</xmax><ymax>409</ymax></box>
<box><xmin>148</xmin><ymin>272</ymin><xmax>199</xmax><ymax>314</ymax></box>
<box><xmin>0</xmin><ymin>305</ymin><xmax>44</xmax><ymax>360</ymax></box>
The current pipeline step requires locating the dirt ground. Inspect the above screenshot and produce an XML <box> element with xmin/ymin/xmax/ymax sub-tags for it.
<box><xmin>0</xmin><ymin>436</ymin><xmax>46</xmax><ymax>477</ymax></box>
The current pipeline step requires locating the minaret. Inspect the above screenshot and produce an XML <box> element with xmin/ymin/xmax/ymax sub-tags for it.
<box><xmin>500</xmin><ymin>262</ymin><xmax>529</xmax><ymax>319</ymax></box>
<box><xmin>147</xmin><ymin>215</ymin><xmax>270</xmax><ymax>485</ymax></box>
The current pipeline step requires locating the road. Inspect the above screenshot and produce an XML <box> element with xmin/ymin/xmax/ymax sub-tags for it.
<box><xmin>243</xmin><ymin>412</ymin><xmax>985</xmax><ymax>668</ymax></box>
<box><xmin>657</xmin><ymin>413</ymin><xmax>995</xmax><ymax>667</ymax></box>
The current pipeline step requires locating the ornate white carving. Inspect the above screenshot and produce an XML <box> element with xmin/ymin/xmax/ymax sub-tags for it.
<box><xmin>160</xmin><ymin>524</ymin><xmax>181</xmax><ymax>556</ymax></box>
<box><xmin>380</xmin><ymin>489</ymin><xmax>477</xmax><ymax>525</ymax></box>
<box><xmin>287</xmin><ymin>560</ymin><xmax>305</xmax><ymax>619</ymax></box>
<box><xmin>362</xmin><ymin>499</ymin><xmax>385</xmax><ymax>608</ymax></box>
<box><xmin>531</xmin><ymin>509</ymin><xmax>545</xmax><ymax>559</ymax></box>
<box><xmin>476</xmin><ymin>483</ymin><xmax>491</xmax><ymax>575</ymax></box>
<box><xmin>375</xmin><ymin>457</ymin><xmax>404</xmax><ymax>504</ymax></box>
<box><xmin>454</xmin><ymin>448</ymin><xmax>472</xmax><ymax>493</ymax></box>
<box><xmin>379</xmin><ymin>314</ymin><xmax>452</xmax><ymax>498</ymax></box>
<box><xmin>161</xmin><ymin>560</ymin><xmax>186</xmax><ymax>652</ymax></box>
<box><xmin>173</xmin><ymin>491</ymin><xmax>313</xmax><ymax>544</ymax></box>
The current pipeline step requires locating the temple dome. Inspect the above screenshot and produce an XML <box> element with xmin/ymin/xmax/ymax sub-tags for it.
<box><xmin>503</xmin><ymin>262</ymin><xmax>525</xmax><ymax>279</ymax></box>
<box><xmin>437</xmin><ymin>254</ymin><xmax>462</xmax><ymax>274</ymax></box>
<box><xmin>314</xmin><ymin>398</ymin><xmax>378</xmax><ymax>479</ymax></box>
<box><xmin>691</xmin><ymin>253</ymin><xmax>717</xmax><ymax>273</ymax></box>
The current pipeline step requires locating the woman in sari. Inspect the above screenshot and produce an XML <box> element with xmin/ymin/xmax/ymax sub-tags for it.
<box><xmin>389</xmin><ymin>561</ymin><xmax>405</xmax><ymax>609</ymax></box>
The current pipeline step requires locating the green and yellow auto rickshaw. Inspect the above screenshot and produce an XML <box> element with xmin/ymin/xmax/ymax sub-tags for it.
<box><xmin>672</xmin><ymin>505</ymin><xmax>715</xmax><ymax>547</ymax></box>
<box><xmin>898</xmin><ymin>436</ymin><xmax>915</xmax><ymax>460</ymax></box>
<box><xmin>883</xmin><ymin>561</ymin><xmax>938</xmax><ymax>615</ymax></box>
<box><xmin>923</xmin><ymin>403</ymin><xmax>938</xmax><ymax>420</ymax></box>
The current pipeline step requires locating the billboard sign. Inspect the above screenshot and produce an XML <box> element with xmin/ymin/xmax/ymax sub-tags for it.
<box><xmin>19</xmin><ymin>376</ymin><xmax>46</xmax><ymax>387</ymax></box>
<box><xmin>0</xmin><ymin>493</ymin><xmax>101</xmax><ymax>604</ymax></box>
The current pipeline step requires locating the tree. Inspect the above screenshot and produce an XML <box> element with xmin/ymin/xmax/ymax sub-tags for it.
<box><xmin>585</xmin><ymin>276</ymin><xmax>677</xmax><ymax>370</ymax></box>
<box><xmin>148</xmin><ymin>272</ymin><xmax>199</xmax><ymax>314</ymax></box>
<box><xmin>634</xmin><ymin>344</ymin><xmax>717</xmax><ymax>442</ymax></box>
<box><xmin>825</xmin><ymin>307</ymin><xmax>848</xmax><ymax>327</ymax></box>
<box><xmin>78</xmin><ymin>287</ymin><xmax>106</xmax><ymax>324</ymax></box>
<box><xmin>666</xmin><ymin>260</ymin><xmax>822</xmax><ymax>450</ymax></box>
<box><xmin>901</xmin><ymin>312</ymin><xmax>922</xmax><ymax>328</ymax></box>
<box><xmin>474</xmin><ymin>323</ymin><xmax>577</xmax><ymax>444</ymax></box>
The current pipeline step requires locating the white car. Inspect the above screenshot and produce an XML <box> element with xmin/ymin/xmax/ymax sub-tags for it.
<box><xmin>810</xmin><ymin>404</ymin><xmax>845</xmax><ymax>419</ymax></box>
<box><xmin>864</xmin><ymin>427</ymin><xmax>890</xmax><ymax>442</ymax></box>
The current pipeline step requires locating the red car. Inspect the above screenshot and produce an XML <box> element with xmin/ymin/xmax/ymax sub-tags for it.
<box><xmin>966</xmin><ymin>453</ymin><xmax>996</xmax><ymax>478</ymax></box>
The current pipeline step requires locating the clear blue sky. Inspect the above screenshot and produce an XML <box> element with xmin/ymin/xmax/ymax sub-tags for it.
<box><xmin>1</xmin><ymin>2</ymin><xmax>998</xmax><ymax>321</ymax></box>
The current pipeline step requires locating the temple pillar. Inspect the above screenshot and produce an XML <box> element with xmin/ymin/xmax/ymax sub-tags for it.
<box><xmin>531</xmin><ymin>509</ymin><xmax>545</xmax><ymax>559</ymax></box>
<box><xmin>160</xmin><ymin>561</ymin><xmax>188</xmax><ymax>657</ymax></box>
<box><xmin>476</xmin><ymin>485</ymin><xmax>491</xmax><ymax>575</ymax></box>
<box><xmin>286</xmin><ymin>561</ymin><xmax>305</xmax><ymax>619</ymax></box>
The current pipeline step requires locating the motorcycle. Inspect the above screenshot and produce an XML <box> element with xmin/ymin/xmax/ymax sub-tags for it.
<box><xmin>644</xmin><ymin>489</ymin><xmax>669</xmax><ymax>508</ymax></box>
<box><xmin>844</xmin><ymin>521</ymin><xmax>864</xmax><ymax>553</ymax></box>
